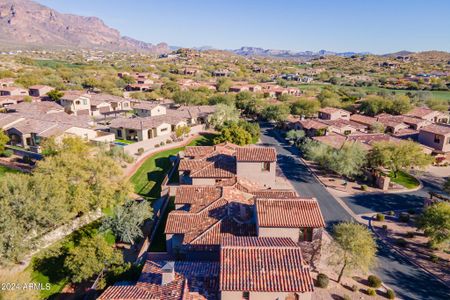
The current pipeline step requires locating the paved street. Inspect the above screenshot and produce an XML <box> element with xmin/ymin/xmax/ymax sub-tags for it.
<box><xmin>259</xmin><ymin>124</ymin><xmax>450</xmax><ymax>300</ymax></box>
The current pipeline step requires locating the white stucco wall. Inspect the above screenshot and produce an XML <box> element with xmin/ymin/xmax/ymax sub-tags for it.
<box><xmin>236</xmin><ymin>161</ymin><xmax>276</xmax><ymax>188</ymax></box>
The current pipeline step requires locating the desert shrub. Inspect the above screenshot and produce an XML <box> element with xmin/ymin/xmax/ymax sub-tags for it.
<box><xmin>137</xmin><ymin>148</ymin><xmax>144</xmax><ymax>156</ymax></box>
<box><xmin>154</xmin><ymin>144</ymin><xmax>160</xmax><ymax>148</ymax></box>
<box><xmin>343</xmin><ymin>295</ymin><xmax>351</xmax><ymax>300</ymax></box>
<box><xmin>368</xmin><ymin>275</ymin><xmax>382</xmax><ymax>288</ymax></box>
<box><xmin>351</xmin><ymin>284</ymin><xmax>358</xmax><ymax>292</ymax></box>
<box><xmin>387</xmin><ymin>289</ymin><xmax>395</xmax><ymax>299</ymax></box>
<box><xmin>367</xmin><ymin>288</ymin><xmax>376</xmax><ymax>296</ymax></box>
<box><xmin>399</xmin><ymin>212</ymin><xmax>410</xmax><ymax>222</ymax></box>
<box><xmin>376</xmin><ymin>213</ymin><xmax>385</xmax><ymax>221</ymax></box>
<box><xmin>396</xmin><ymin>238</ymin><xmax>407</xmax><ymax>247</ymax></box>
<box><xmin>389</xmin><ymin>210</ymin><xmax>395</xmax><ymax>216</ymax></box>
<box><xmin>382</xmin><ymin>224</ymin><xmax>388</xmax><ymax>231</ymax></box>
<box><xmin>316</xmin><ymin>273</ymin><xmax>329</xmax><ymax>288</ymax></box>
<box><xmin>160</xmin><ymin>141</ymin><xmax>165</xmax><ymax>146</ymax></box>
<box><xmin>406</xmin><ymin>231</ymin><xmax>415</xmax><ymax>238</ymax></box>
<box><xmin>361</xmin><ymin>184</ymin><xmax>368</xmax><ymax>191</ymax></box>
<box><xmin>166</xmin><ymin>139</ymin><xmax>172</xmax><ymax>144</ymax></box>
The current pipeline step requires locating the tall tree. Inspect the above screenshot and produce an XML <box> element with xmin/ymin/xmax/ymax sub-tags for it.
<box><xmin>46</xmin><ymin>90</ymin><xmax>64</xmax><ymax>102</ymax></box>
<box><xmin>213</xmin><ymin>123</ymin><xmax>252</xmax><ymax>146</ymax></box>
<box><xmin>329</xmin><ymin>222</ymin><xmax>377</xmax><ymax>283</ymax></box>
<box><xmin>368</xmin><ymin>140</ymin><xmax>433</xmax><ymax>177</ymax></box>
<box><xmin>417</xmin><ymin>202</ymin><xmax>450</xmax><ymax>248</ymax></box>
<box><xmin>391</xmin><ymin>95</ymin><xmax>412</xmax><ymax>115</ymax></box>
<box><xmin>101</xmin><ymin>201</ymin><xmax>153</xmax><ymax>245</ymax></box>
<box><xmin>64</xmin><ymin>235</ymin><xmax>123</xmax><ymax>283</ymax></box>
<box><xmin>207</xmin><ymin>104</ymin><xmax>240</xmax><ymax>129</ymax></box>
<box><xmin>261</xmin><ymin>104</ymin><xmax>290</xmax><ymax>122</ymax></box>
<box><xmin>330</xmin><ymin>142</ymin><xmax>367</xmax><ymax>179</ymax></box>
<box><xmin>290</xmin><ymin>99</ymin><xmax>321</xmax><ymax>117</ymax></box>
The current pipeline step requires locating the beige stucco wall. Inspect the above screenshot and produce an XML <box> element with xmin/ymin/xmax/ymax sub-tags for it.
<box><xmin>258</xmin><ymin>227</ymin><xmax>300</xmax><ymax>242</ymax></box>
<box><xmin>156</xmin><ymin>123</ymin><xmax>172</xmax><ymax>136</ymax></box>
<box><xmin>61</xmin><ymin>96</ymin><xmax>91</xmax><ymax>115</ymax></box>
<box><xmin>236</xmin><ymin>161</ymin><xmax>276</xmax><ymax>188</ymax></box>
<box><xmin>418</xmin><ymin>131</ymin><xmax>450</xmax><ymax>153</ymax></box>
<box><xmin>151</xmin><ymin>105</ymin><xmax>166</xmax><ymax>116</ymax></box>
<box><xmin>91</xmin><ymin>102</ymin><xmax>111</xmax><ymax>116</ymax></box>
<box><xmin>221</xmin><ymin>291</ymin><xmax>312</xmax><ymax>300</ymax></box>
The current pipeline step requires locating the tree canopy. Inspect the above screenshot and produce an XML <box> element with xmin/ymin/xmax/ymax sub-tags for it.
<box><xmin>207</xmin><ymin>104</ymin><xmax>240</xmax><ymax>129</ymax></box>
<box><xmin>329</xmin><ymin>222</ymin><xmax>377</xmax><ymax>283</ymax></box>
<box><xmin>368</xmin><ymin>140</ymin><xmax>433</xmax><ymax>177</ymax></box>
<box><xmin>417</xmin><ymin>202</ymin><xmax>450</xmax><ymax>249</ymax></box>
<box><xmin>101</xmin><ymin>200</ymin><xmax>153</xmax><ymax>245</ymax></box>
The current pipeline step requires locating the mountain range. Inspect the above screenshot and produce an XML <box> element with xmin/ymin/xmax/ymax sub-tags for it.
<box><xmin>0</xmin><ymin>0</ymin><xmax>169</xmax><ymax>53</ymax></box>
<box><xmin>232</xmin><ymin>46</ymin><xmax>371</xmax><ymax>59</ymax></box>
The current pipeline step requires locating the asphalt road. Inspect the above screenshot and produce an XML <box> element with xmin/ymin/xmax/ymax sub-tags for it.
<box><xmin>259</xmin><ymin>124</ymin><xmax>450</xmax><ymax>300</ymax></box>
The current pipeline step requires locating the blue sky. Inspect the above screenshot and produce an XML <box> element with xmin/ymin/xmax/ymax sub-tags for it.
<box><xmin>37</xmin><ymin>0</ymin><xmax>450</xmax><ymax>54</ymax></box>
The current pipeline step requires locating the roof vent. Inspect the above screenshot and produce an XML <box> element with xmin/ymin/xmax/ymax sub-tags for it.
<box><xmin>161</xmin><ymin>261</ymin><xmax>175</xmax><ymax>285</ymax></box>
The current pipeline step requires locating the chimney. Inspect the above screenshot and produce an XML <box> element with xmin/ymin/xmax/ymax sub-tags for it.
<box><xmin>161</xmin><ymin>261</ymin><xmax>175</xmax><ymax>285</ymax></box>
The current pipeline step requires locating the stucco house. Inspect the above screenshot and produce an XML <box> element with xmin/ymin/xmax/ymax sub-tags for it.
<box><xmin>90</xmin><ymin>93</ymin><xmax>132</xmax><ymax>116</ymax></box>
<box><xmin>236</xmin><ymin>147</ymin><xmax>277</xmax><ymax>188</ymax></box>
<box><xmin>0</xmin><ymin>86</ymin><xmax>28</xmax><ymax>96</ymax></box>
<box><xmin>109</xmin><ymin>115</ymin><xmax>186</xmax><ymax>142</ymax></box>
<box><xmin>418</xmin><ymin>124</ymin><xmax>450</xmax><ymax>153</ymax></box>
<box><xmin>60</xmin><ymin>91</ymin><xmax>91</xmax><ymax>116</ymax></box>
<box><xmin>256</xmin><ymin>197</ymin><xmax>325</xmax><ymax>265</ymax></box>
<box><xmin>0</xmin><ymin>78</ymin><xmax>14</xmax><ymax>87</ymax></box>
<box><xmin>28</xmin><ymin>85</ymin><xmax>55</xmax><ymax>97</ymax></box>
<box><xmin>318</xmin><ymin>107</ymin><xmax>350</xmax><ymax>121</ymax></box>
<box><xmin>133</xmin><ymin>102</ymin><xmax>167</xmax><ymax>117</ymax></box>
<box><xmin>407</xmin><ymin>107</ymin><xmax>449</xmax><ymax>124</ymax></box>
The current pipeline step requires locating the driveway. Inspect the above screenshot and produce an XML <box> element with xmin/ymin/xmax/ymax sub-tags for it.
<box><xmin>259</xmin><ymin>124</ymin><xmax>450</xmax><ymax>300</ymax></box>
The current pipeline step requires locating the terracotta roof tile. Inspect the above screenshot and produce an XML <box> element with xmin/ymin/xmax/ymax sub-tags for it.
<box><xmin>236</xmin><ymin>147</ymin><xmax>276</xmax><ymax>162</ymax></box>
<box><xmin>220</xmin><ymin>237</ymin><xmax>314</xmax><ymax>293</ymax></box>
<box><xmin>256</xmin><ymin>198</ymin><xmax>325</xmax><ymax>228</ymax></box>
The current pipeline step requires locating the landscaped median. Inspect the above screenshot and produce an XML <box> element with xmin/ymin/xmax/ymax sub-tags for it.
<box><xmin>387</xmin><ymin>170</ymin><xmax>420</xmax><ymax>190</ymax></box>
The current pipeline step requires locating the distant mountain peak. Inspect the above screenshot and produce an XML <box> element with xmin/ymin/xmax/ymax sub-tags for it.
<box><xmin>0</xmin><ymin>0</ymin><xmax>169</xmax><ymax>53</ymax></box>
<box><xmin>233</xmin><ymin>46</ymin><xmax>370</xmax><ymax>59</ymax></box>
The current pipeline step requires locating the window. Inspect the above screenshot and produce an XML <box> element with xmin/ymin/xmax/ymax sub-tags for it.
<box><xmin>434</xmin><ymin>134</ymin><xmax>441</xmax><ymax>144</ymax></box>
<box><xmin>261</xmin><ymin>162</ymin><xmax>270</xmax><ymax>172</ymax></box>
<box><xmin>299</xmin><ymin>228</ymin><xmax>313</xmax><ymax>242</ymax></box>
<box><xmin>75</xmin><ymin>100</ymin><xmax>80</xmax><ymax>105</ymax></box>
<box><xmin>161</xmin><ymin>127</ymin><xmax>168</xmax><ymax>132</ymax></box>
<box><xmin>242</xmin><ymin>291</ymin><xmax>249</xmax><ymax>300</ymax></box>
<box><xmin>344</xmin><ymin>130</ymin><xmax>351</xmax><ymax>135</ymax></box>
<box><xmin>117</xmin><ymin>129</ymin><xmax>122</xmax><ymax>138</ymax></box>
<box><xmin>83</xmin><ymin>99</ymin><xmax>87</xmax><ymax>105</ymax></box>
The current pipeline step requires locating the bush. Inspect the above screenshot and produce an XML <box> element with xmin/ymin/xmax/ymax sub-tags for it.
<box><xmin>160</xmin><ymin>141</ymin><xmax>165</xmax><ymax>146</ymax></box>
<box><xmin>367</xmin><ymin>288</ymin><xmax>376</xmax><ymax>296</ymax></box>
<box><xmin>343</xmin><ymin>295</ymin><xmax>351</xmax><ymax>300</ymax></box>
<box><xmin>361</xmin><ymin>184</ymin><xmax>368</xmax><ymax>191</ymax></box>
<box><xmin>351</xmin><ymin>284</ymin><xmax>358</xmax><ymax>292</ymax></box>
<box><xmin>137</xmin><ymin>148</ymin><xmax>144</xmax><ymax>156</ymax></box>
<box><xmin>389</xmin><ymin>210</ymin><xmax>395</xmax><ymax>216</ymax></box>
<box><xmin>376</xmin><ymin>213</ymin><xmax>385</xmax><ymax>221</ymax></box>
<box><xmin>316</xmin><ymin>273</ymin><xmax>329</xmax><ymax>288</ymax></box>
<box><xmin>382</xmin><ymin>224</ymin><xmax>388</xmax><ymax>231</ymax></box>
<box><xmin>399</xmin><ymin>212</ymin><xmax>410</xmax><ymax>222</ymax></box>
<box><xmin>2</xmin><ymin>149</ymin><xmax>13</xmax><ymax>157</ymax></box>
<box><xmin>406</xmin><ymin>231</ymin><xmax>415</xmax><ymax>238</ymax></box>
<box><xmin>429</xmin><ymin>254</ymin><xmax>439</xmax><ymax>263</ymax></box>
<box><xmin>396</xmin><ymin>238</ymin><xmax>407</xmax><ymax>247</ymax></box>
<box><xmin>407</xmin><ymin>208</ymin><xmax>416</xmax><ymax>215</ymax></box>
<box><xmin>166</xmin><ymin>139</ymin><xmax>172</xmax><ymax>144</ymax></box>
<box><xmin>154</xmin><ymin>144</ymin><xmax>160</xmax><ymax>148</ymax></box>
<box><xmin>368</xmin><ymin>275</ymin><xmax>382</xmax><ymax>288</ymax></box>
<box><xmin>387</xmin><ymin>289</ymin><xmax>395</xmax><ymax>299</ymax></box>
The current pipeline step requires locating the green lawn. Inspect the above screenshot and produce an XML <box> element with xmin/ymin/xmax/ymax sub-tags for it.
<box><xmin>28</xmin><ymin>220</ymin><xmax>115</xmax><ymax>299</ymax></box>
<box><xmin>130</xmin><ymin>133</ymin><xmax>217</xmax><ymax>201</ymax></box>
<box><xmin>0</xmin><ymin>165</ymin><xmax>20</xmax><ymax>177</ymax></box>
<box><xmin>388</xmin><ymin>170</ymin><xmax>420</xmax><ymax>189</ymax></box>
<box><xmin>149</xmin><ymin>197</ymin><xmax>175</xmax><ymax>252</ymax></box>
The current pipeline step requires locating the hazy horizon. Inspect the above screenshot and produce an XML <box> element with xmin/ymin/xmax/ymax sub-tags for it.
<box><xmin>35</xmin><ymin>0</ymin><xmax>450</xmax><ymax>54</ymax></box>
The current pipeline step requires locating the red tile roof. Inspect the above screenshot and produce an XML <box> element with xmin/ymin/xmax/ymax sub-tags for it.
<box><xmin>174</xmin><ymin>186</ymin><xmax>222</xmax><ymax>212</ymax></box>
<box><xmin>236</xmin><ymin>147</ymin><xmax>276</xmax><ymax>162</ymax></box>
<box><xmin>420</xmin><ymin>124</ymin><xmax>450</xmax><ymax>135</ymax></box>
<box><xmin>220</xmin><ymin>236</ymin><xmax>314</xmax><ymax>293</ymax></box>
<box><xmin>251</xmin><ymin>189</ymin><xmax>298</xmax><ymax>199</ymax></box>
<box><xmin>256</xmin><ymin>198</ymin><xmax>325</xmax><ymax>228</ymax></box>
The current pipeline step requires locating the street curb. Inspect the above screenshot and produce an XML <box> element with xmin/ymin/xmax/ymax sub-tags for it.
<box><xmin>368</xmin><ymin>216</ymin><xmax>450</xmax><ymax>289</ymax></box>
